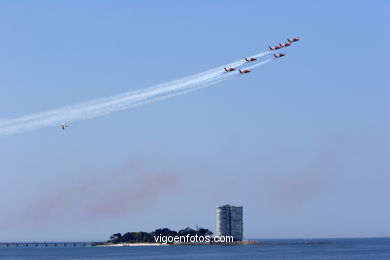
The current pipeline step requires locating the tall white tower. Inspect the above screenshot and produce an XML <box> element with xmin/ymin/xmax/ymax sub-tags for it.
<box><xmin>216</xmin><ymin>204</ymin><xmax>243</xmax><ymax>241</ymax></box>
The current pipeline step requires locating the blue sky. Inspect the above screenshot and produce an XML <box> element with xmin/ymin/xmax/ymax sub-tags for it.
<box><xmin>0</xmin><ymin>0</ymin><xmax>388</xmax><ymax>241</ymax></box>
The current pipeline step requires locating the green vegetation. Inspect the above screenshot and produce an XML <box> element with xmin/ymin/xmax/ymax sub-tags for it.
<box><xmin>108</xmin><ymin>227</ymin><xmax>213</xmax><ymax>243</ymax></box>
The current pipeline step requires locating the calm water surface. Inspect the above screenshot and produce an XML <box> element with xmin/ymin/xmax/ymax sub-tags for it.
<box><xmin>0</xmin><ymin>238</ymin><xmax>389</xmax><ymax>259</ymax></box>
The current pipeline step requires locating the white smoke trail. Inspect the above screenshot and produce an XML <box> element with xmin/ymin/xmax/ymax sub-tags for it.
<box><xmin>0</xmin><ymin>51</ymin><xmax>270</xmax><ymax>128</ymax></box>
<box><xmin>0</xmin><ymin>68</ymin><xmax>224</xmax><ymax>129</ymax></box>
<box><xmin>116</xmin><ymin>59</ymin><xmax>273</xmax><ymax>114</ymax></box>
<box><xmin>0</xmin><ymin>54</ymin><xmax>272</xmax><ymax>136</ymax></box>
<box><xmin>244</xmin><ymin>59</ymin><xmax>274</xmax><ymax>70</ymax></box>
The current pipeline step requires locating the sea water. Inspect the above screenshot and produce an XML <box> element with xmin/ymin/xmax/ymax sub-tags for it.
<box><xmin>0</xmin><ymin>238</ymin><xmax>389</xmax><ymax>259</ymax></box>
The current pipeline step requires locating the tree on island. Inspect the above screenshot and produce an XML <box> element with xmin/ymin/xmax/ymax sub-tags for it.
<box><xmin>196</xmin><ymin>227</ymin><xmax>213</xmax><ymax>236</ymax></box>
<box><xmin>109</xmin><ymin>233</ymin><xmax>121</xmax><ymax>242</ymax></box>
<box><xmin>177</xmin><ymin>227</ymin><xmax>213</xmax><ymax>237</ymax></box>
<box><xmin>154</xmin><ymin>228</ymin><xmax>177</xmax><ymax>237</ymax></box>
<box><xmin>178</xmin><ymin>227</ymin><xmax>196</xmax><ymax>236</ymax></box>
<box><xmin>118</xmin><ymin>231</ymin><xmax>154</xmax><ymax>243</ymax></box>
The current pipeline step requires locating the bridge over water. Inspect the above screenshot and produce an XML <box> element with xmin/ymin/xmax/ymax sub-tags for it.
<box><xmin>0</xmin><ymin>242</ymin><xmax>98</xmax><ymax>247</ymax></box>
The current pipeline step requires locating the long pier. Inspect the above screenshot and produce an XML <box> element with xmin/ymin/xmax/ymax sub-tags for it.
<box><xmin>0</xmin><ymin>242</ymin><xmax>95</xmax><ymax>247</ymax></box>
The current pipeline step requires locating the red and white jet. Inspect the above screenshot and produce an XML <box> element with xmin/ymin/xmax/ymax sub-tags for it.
<box><xmin>287</xmin><ymin>38</ymin><xmax>300</xmax><ymax>43</ymax></box>
<box><xmin>274</xmin><ymin>53</ymin><xmax>286</xmax><ymax>58</ymax></box>
<box><xmin>269</xmin><ymin>45</ymin><xmax>282</xmax><ymax>51</ymax></box>
<box><xmin>239</xmin><ymin>69</ymin><xmax>251</xmax><ymax>74</ymax></box>
<box><xmin>245</xmin><ymin>57</ymin><xmax>257</xmax><ymax>62</ymax></box>
<box><xmin>224</xmin><ymin>67</ymin><xmax>236</xmax><ymax>72</ymax></box>
<box><xmin>283</xmin><ymin>42</ymin><xmax>291</xmax><ymax>47</ymax></box>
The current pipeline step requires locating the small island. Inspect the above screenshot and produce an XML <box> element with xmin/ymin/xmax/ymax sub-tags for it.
<box><xmin>92</xmin><ymin>227</ymin><xmax>333</xmax><ymax>247</ymax></box>
<box><xmin>94</xmin><ymin>227</ymin><xmax>262</xmax><ymax>246</ymax></box>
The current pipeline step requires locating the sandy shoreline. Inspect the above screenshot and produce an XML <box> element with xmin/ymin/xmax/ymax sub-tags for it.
<box><xmin>94</xmin><ymin>242</ymin><xmax>168</xmax><ymax>247</ymax></box>
<box><xmin>93</xmin><ymin>241</ymin><xmax>264</xmax><ymax>247</ymax></box>
<box><xmin>93</xmin><ymin>240</ymin><xmax>333</xmax><ymax>247</ymax></box>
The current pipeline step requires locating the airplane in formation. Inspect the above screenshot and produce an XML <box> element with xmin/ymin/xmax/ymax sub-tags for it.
<box><xmin>224</xmin><ymin>67</ymin><xmax>236</xmax><ymax>72</ymax></box>
<box><xmin>274</xmin><ymin>53</ymin><xmax>286</xmax><ymax>58</ymax></box>
<box><xmin>270</xmin><ymin>37</ymin><xmax>300</xmax><ymax>50</ymax></box>
<box><xmin>239</xmin><ymin>69</ymin><xmax>251</xmax><ymax>74</ymax></box>
<box><xmin>59</xmin><ymin>37</ymin><xmax>300</xmax><ymax>131</ymax></box>
<box><xmin>269</xmin><ymin>45</ymin><xmax>282</xmax><ymax>51</ymax></box>
<box><xmin>245</xmin><ymin>57</ymin><xmax>257</xmax><ymax>62</ymax></box>
<box><xmin>279</xmin><ymin>42</ymin><xmax>291</xmax><ymax>47</ymax></box>
<box><xmin>288</xmin><ymin>38</ymin><xmax>300</xmax><ymax>43</ymax></box>
<box><xmin>226</xmin><ymin>37</ymin><xmax>299</xmax><ymax>74</ymax></box>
